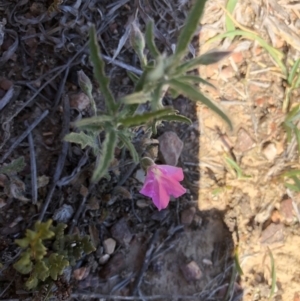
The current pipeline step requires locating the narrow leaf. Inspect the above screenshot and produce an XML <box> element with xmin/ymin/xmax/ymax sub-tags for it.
<box><xmin>281</xmin><ymin>169</ymin><xmax>300</xmax><ymax>178</ymax></box>
<box><xmin>224</xmin><ymin>155</ymin><xmax>251</xmax><ymax>179</ymax></box>
<box><xmin>127</xmin><ymin>71</ymin><xmax>140</xmax><ymax>84</ymax></box>
<box><xmin>225</xmin><ymin>0</ymin><xmax>238</xmax><ymax>32</ymax></box>
<box><xmin>118</xmin><ymin>132</ymin><xmax>139</xmax><ymax>162</ymax></box>
<box><xmin>155</xmin><ymin>114</ymin><xmax>192</xmax><ymax>124</ymax></box>
<box><xmin>89</xmin><ymin>25</ymin><xmax>116</xmax><ymax>113</ymax></box>
<box><xmin>294</xmin><ymin>71</ymin><xmax>300</xmax><ymax>89</ymax></box>
<box><xmin>267</xmin><ymin>247</ymin><xmax>276</xmax><ymax>300</ymax></box>
<box><xmin>288</xmin><ymin>59</ymin><xmax>300</xmax><ymax>85</ymax></box>
<box><xmin>119</xmin><ymin>108</ymin><xmax>175</xmax><ymax>127</ymax></box>
<box><xmin>121</xmin><ymin>91</ymin><xmax>151</xmax><ymax>104</ymax></box>
<box><xmin>169</xmin><ymin>79</ymin><xmax>232</xmax><ymax>129</ymax></box>
<box><xmin>64</xmin><ymin>132</ymin><xmax>97</xmax><ymax>149</ymax></box>
<box><xmin>284</xmin><ymin>182</ymin><xmax>300</xmax><ymax>192</ymax></box>
<box><xmin>284</xmin><ymin>104</ymin><xmax>300</xmax><ymax>123</ymax></box>
<box><xmin>112</xmin><ymin>24</ymin><xmax>131</xmax><ymax>61</ymax></box>
<box><xmin>92</xmin><ymin>130</ymin><xmax>117</xmax><ymax>182</ymax></box>
<box><xmin>175</xmin><ymin>0</ymin><xmax>208</xmax><ymax>59</ymax></box>
<box><xmin>234</xmin><ymin>246</ymin><xmax>244</xmax><ymax>276</ymax></box>
<box><xmin>145</xmin><ymin>21</ymin><xmax>160</xmax><ymax>58</ymax></box>
<box><xmin>0</xmin><ymin>157</ymin><xmax>26</xmax><ymax>175</ymax></box>
<box><xmin>76</xmin><ymin>115</ymin><xmax>114</xmax><ymax>130</ymax></box>
<box><xmin>206</xmin><ymin>30</ymin><xmax>287</xmax><ymax>75</ymax></box>
<box><xmin>176</xmin><ymin>75</ymin><xmax>216</xmax><ymax>89</ymax></box>
<box><xmin>176</xmin><ymin>51</ymin><xmax>231</xmax><ymax>74</ymax></box>
<box><xmin>294</xmin><ymin>128</ymin><xmax>300</xmax><ymax>154</ymax></box>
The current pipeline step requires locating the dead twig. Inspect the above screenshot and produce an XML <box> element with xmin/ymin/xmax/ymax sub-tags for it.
<box><xmin>25</xmin><ymin>121</ymin><xmax>37</xmax><ymax>204</ymax></box>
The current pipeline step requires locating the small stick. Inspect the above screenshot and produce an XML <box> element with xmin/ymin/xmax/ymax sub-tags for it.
<box><xmin>25</xmin><ymin>121</ymin><xmax>37</xmax><ymax>204</ymax></box>
<box><xmin>39</xmin><ymin>96</ymin><xmax>70</xmax><ymax>221</ymax></box>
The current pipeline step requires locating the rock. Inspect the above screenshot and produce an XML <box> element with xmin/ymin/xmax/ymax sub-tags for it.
<box><xmin>180</xmin><ymin>261</ymin><xmax>202</xmax><ymax>282</ymax></box>
<box><xmin>111</xmin><ymin>218</ymin><xmax>133</xmax><ymax>246</ymax></box>
<box><xmin>99</xmin><ymin>254</ymin><xmax>110</xmax><ymax>265</ymax></box>
<box><xmin>181</xmin><ymin>207</ymin><xmax>196</xmax><ymax>226</ymax></box>
<box><xmin>262</xmin><ymin>142</ymin><xmax>277</xmax><ymax>161</ymax></box>
<box><xmin>260</xmin><ymin>223</ymin><xmax>284</xmax><ymax>245</ymax></box>
<box><xmin>53</xmin><ymin>204</ymin><xmax>74</xmax><ymax>223</ymax></box>
<box><xmin>0</xmin><ymin>78</ymin><xmax>13</xmax><ymax>90</ymax></box>
<box><xmin>136</xmin><ymin>199</ymin><xmax>150</xmax><ymax>209</ymax></box>
<box><xmin>69</xmin><ymin>92</ymin><xmax>90</xmax><ymax>111</ymax></box>
<box><xmin>280</xmin><ymin>199</ymin><xmax>295</xmax><ymax>224</ymax></box>
<box><xmin>103</xmin><ymin>238</ymin><xmax>116</xmax><ymax>255</ymax></box>
<box><xmin>158</xmin><ymin>131</ymin><xmax>183</xmax><ymax>166</ymax></box>
<box><xmin>73</xmin><ymin>267</ymin><xmax>90</xmax><ymax>281</ymax></box>
<box><xmin>135</xmin><ymin>169</ymin><xmax>146</xmax><ymax>183</ymax></box>
<box><xmin>235</xmin><ymin>128</ymin><xmax>256</xmax><ymax>152</ymax></box>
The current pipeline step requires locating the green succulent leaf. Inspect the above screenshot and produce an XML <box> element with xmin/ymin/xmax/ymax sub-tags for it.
<box><xmin>92</xmin><ymin>129</ymin><xmax>118</xmax><ymax>182</ymax></box>
<box><xmin>32</xmin><ymin>239</ymin><xmax>47</xmax><ymax>261</ymax></box>
<box><xmin>175</xmin><ymin>0</ymin><xmax>208</xmax><ymax>60</ymax></box>
<box><xmin>15</xmin><ymin>237</ymin><xmax>30</xmax><ymax>249</ymax></box>
<box><xmin>145</xmin><ymin>21</ymin><xmax>160</xmax><ymax>58</ymax></box>
<box><xmin>0</xmin><ymin>156</ymin><xmax>26</xmax><ymax>176</ymax></box>
<box><xmin>34</xmin><ymin>260</ymin><xmax>50</xmax><ymax>281</ymax></box>
<box><xmin>34</xmin><ymin>220</ymin><xmax>55</xmax><ymax>240</ymax></box>
<box><xmin>13</xmin><ymin>252</ymin><xmax>33</xmax><ymax>274</ymax></box>
<box><xmin>25</xmin><ymin>275</ymin><xmax>39</xmax><ymax>290</ymax></box>
<box><xmin>81</xmin><ymin>236</ymin><xmax>96</xmax><ymax>254</ymax></box>
<box><xmin>64</xmin><ymin>132</ymin><xmax>98</xmax><ymax>150</ymax></box>
<box><xmin>48</xmin><ymin>253</ymin><xmax>69</xmax><ymax>281</ymax></box>
<box><xmin>118</xmin><ymin>132</ymin><xmax>139</xmax><ymax>162</ymax></box>
<box><xmin>169</xmin><ymin>79</ymin><xmax>232</xmax><ymax>129</ymax></box>
<box><xmin>89</xmin><ymin>25</ymin><xmax>116</xmax><ymax>113</ymax></box>
<box><xmin>119</xmin><ymin>107</ymin><xmax>175</xmax><ymax>127</ymax></box>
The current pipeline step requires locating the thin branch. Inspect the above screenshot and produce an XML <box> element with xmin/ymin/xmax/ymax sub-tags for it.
<box><xmin>25</xmin><ymin>121</ymin><xmax>37</xmax><ymax>204</ymax></box>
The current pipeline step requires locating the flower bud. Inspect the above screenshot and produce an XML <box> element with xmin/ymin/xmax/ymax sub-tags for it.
<box><xmin>77</xmin><ymin>70</ymin><xmax>92</xmax><ymax>95</ymax></box>
<box><xmin>140</xmin><ymin>157</ymin><xmax>155</xmax><ymax>171</ymax></box>
<box><xmin>130</xmin><ymin>22</ymin><xmax>145</xmax><ymax>57</ymax></box>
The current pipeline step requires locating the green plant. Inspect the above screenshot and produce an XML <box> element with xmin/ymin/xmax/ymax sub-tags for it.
<box><xmin>280</xmin><ymin>169</ymin><xmax>300</xmax><ymax>192</ymax></box>
<box><xmin>13</xmin><ymin>220</ymin><xmax>95</xmax><ymax>290</ymax></box>
<box><xmin>282</xmin><ymin>104</ymin><xmax>300</xmax><ymax>154</ymax></box>
<box><xmin>65</xmin><ymin>0</ymin><xmax>232</xmax><ymax>183</ymax></box>
<box><xmin>224</xmin><ymin>154</ymin><xmax>251</xmax><ymax>179</ymax></box>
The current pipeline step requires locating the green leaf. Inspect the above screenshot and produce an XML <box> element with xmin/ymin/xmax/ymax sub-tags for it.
<box><xmin>206</xmin><ymin>30</ymin><xmax>287</xmax><ymax>76</ymax></box>
<box><xmin>268</xmin><ymin>247</ymin><xmax>276</xmax><ymax>300</ymax></box>
<box><xmin>119</xmin><ymin>107</ymin><xmax>175</xmax><ymax>127</ymax></box>
<box><xmin>13</xmin><ymin>252</ymin><xmax>33</xmax><ymax>274</ymax></box>
<box><xmin>0</xmin><ymin>157</ymin><xmax>26</xmax><ymax>176</ymax></box>
<box><xmin>155</xmin><ymin>113</ymin><xmax>192</xmax><ymax>124</ymax></box>
<box><xmin>284</xmin><ymin>104</ymin><xmax>300</xmax><ymax>123</ymax></box>
<box><xmin>48</xmin><ymin>253</ymin><xmax>69</xmax><ymax>281</ymax></box>
<box><xmin>25</xmin><ymin>275</ymin><xmax>39</xmax><ymax>290</ymax></box>
<box><xmin>294</xmin><ymin>127</ymin><xmax>300</xmax><ymax>153</ymax></box>
<box><xmin>234</xmin><ymin>246</ymin><xmax>243</xmax><ymax>276</ymax></box>
<box><xmin>34</xmin><ymin>260</ymin><xmax>50</xmax><ymax>281</ymax></box>
<box><xmin>284</xmin><ymin>182</ymin><xmax>300</xmax><ymax>192</ymax></box>
<box><xmin>126</xmin><ymin>71</ymin><xmax>140</xmax><ymax>84</ymax></box>
<box><xmin>121</xmin><ymin>91</ymin><xmax>151</xmax><ymax>104</ymax></box>
<box><xmin>145</xmin><ymin>21</ymin><xmax>160</xmax><ymax>58</ymax></box>
<box><xmin>288</xmin><ymin>59</ymin><xmax>300</xmax><ymax>86</ymax></box>
<box><xmin>118</xmin><ymin>132</ymin><xmax>139</xmax><ymax>163</ymax></box>
<box><xmin>146</xmin><ymin>55</ymin><xmax>166</xmax><ymax>82</ymax></box>
<box><xmin>169</xmin><ymin>79</ymin><xmax>232</xmax><ymax>129</ymax></box>
<box><xmin>176</xmin><ymin>75</ymin><xmax>216</xmax><ymax>89</ymax></box>
<box><xmin>92</xmin><ymin>129</ymin><xmax>118</xmax><ymax>182</ymax></box>
<box><xmin>176</xmin><ymin>51</ymin><xmax>231</xmax><ymax>74</ymax></box>
<box><xmin>34</xmin><ymin>220</ymin><xmax>55</xmax><ymax>240</ymax></box>
<box><xmin>225</xmin><ymin>0</ymin><xmax>238</xmax><ymax>32</ymax></box>
<box><xmin>224</xmin><ymin>155</ymin><xmax>251</xmax><ymax>179</ymax></box>
<box><xmin>281</xmin><ymin>169</ymin><xmax>300</xmax><ymax>178</ymax></box>
<box><xmin>64</xmin><ymin>132</ymin><xmax>98</xmax><ymax>150</ymax></box>
<box><xmin>89</xmin><ymin>25</ymin><xmax>116</xmax><ymax>114</ymax></box>
<box><xmin>175</xmin><ymin>0</ymin><xmax>208</xmax><ymax>60</ymax></box>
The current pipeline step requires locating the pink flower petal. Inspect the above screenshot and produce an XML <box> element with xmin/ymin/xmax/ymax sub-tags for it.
<box><xmin>139</xmin><ymin>164</ymin><xmax>186</xmax><ymax>211</ymax></box>
<box><xmin>158</xmin><ymin>165</ymin><xmax>184</xmax><ymax>181</ymax></box>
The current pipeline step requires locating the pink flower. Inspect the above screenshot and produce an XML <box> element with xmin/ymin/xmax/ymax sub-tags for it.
<box><xmin>139</xmin><ymin>164</ymin><xmax>186</xmax><ymax>211</ymax></box>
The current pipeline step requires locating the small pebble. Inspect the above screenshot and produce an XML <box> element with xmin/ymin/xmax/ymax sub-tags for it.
<box><xmin>103</xmin><ymin>238</ymin><xmax>116</xmax><ymax>255</ymax></box>
<box><xmin>99</xmin><ymin>254</ymin><xmax>110</xmax><ymax>265</ymax></box>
